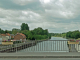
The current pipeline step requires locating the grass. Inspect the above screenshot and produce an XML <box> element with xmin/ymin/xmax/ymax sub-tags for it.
<box><xmin>76</xmin><ymin>38</ymin><xmax>80</xmax><ymax>40</ymax></box>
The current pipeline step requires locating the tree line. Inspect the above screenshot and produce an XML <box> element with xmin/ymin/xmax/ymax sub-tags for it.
<box><xmin>66</xmin><ymin>30</ymin><xmax>80</xmax><ymax>39</ymax></box>
<box><xmin>50</xmin><ymin>33</ymin><xmax>66</xmax><ymax>38</ymax></box>
<box><xmin>0</xmin><ymin>23</ymin><xmax>51</xmax><ymax>40</ymax></box>
<box><xmin>50</xmin><ymin>30</ymin><xmax>80</xmax><ymax>39</ymax></box>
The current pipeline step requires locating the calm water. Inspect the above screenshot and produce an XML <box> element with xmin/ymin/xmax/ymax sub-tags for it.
<box><xmin>18</xmin><ymin>37</ymin><xmax>69</xmax><ymax>52</ymax></box>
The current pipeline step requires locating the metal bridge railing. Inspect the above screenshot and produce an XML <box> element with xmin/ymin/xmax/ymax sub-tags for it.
<box><xmin>0</xmin><ymin>40</ymin><xmax>80</xmax><ymax>53</ymax></box>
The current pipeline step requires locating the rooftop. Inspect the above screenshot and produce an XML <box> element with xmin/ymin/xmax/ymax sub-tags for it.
<box><xmin>1</xmin><ymin>33</ymin><xmax>10</xmax><ymax>36</ymax></box>
<box><xmin>17</xmin><ymin>33</ymin><xmax>26</xmax><ymax>38</ymax></box>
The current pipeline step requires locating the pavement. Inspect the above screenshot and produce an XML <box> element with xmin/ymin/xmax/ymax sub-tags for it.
<box><xmin>0</xmin><ymin>52</ymin><xmax>80</xmax><ymax>58</ymax></box>
<box><xmin>1</xmin><ymin>58</ymin><xmax>80</xmax><ymax>60</ymax></box>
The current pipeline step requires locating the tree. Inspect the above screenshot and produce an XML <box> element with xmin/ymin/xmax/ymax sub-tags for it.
<box><xmin>33</xmin><ymin>27</ymin><xmax>44</xmax><ymax>35</ymax></box>
<box><xmin>12</xmin><ymin>28</ymin><xmax>20</xmax><ymax>32</ymax></box>
<box><xmin>21</xmin><ymin>23</ymin><xmax>29</xmax><ymax>31</ymax></box>
<box><xmin>65</xmin><ymin>30</ymin><xmax>80</xmax><ymax>39</ymax></box>
<box><xmin>12</xmin><ymin>28</ymin><xmax>20</xmax><ymax>34</ymax></box>
<box><xmin>12</xmin><ymin>30</ymin><xmax>18</xmax><ymax>35</ymax></box>
<box><xmin>0</xmin><ymin>28</ymin><xmax>5</xmax><ymax>34</ymax></box>
<box><xmin>26</xmin><ymin>31</ymin><xmax>32</xmax><ymax>40</ymax></box>
<box><xmin>43</xmin><ymin>29</ymin><xmax>48</xmax><ymax>35</ymax></box>
<box><xmin>5</xmin><ymin>30</ymin><xmax>8</xmax><ymax>33</ymax></box>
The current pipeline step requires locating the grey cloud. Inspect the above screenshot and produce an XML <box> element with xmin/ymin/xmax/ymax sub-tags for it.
<box><xmin>0</xmin><ymin>0</ymin><xmax>45</xmax><ymax>14</ymax></box>
<box><xmin>0</xmin><ymin>0</ymin><xmax>80</xmax><ymax>33</ymax></box>
<box><xmin>40</xmin><ymin>0</ymin><xmax>80</xmax><ymax>19</ymax></box>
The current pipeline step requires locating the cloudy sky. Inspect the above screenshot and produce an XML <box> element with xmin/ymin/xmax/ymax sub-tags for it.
<box><xmin>0</xmin><ymin>0</ymin><xmax>80</xmax><ymax>33</ymax></box>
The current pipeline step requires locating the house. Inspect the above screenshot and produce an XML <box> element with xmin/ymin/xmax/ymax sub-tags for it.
<box><xmin>0</xmin><ymin>34</ymin><xmax>8</xmax><ymax>41</ymax></box>
<box><xmin>5</xmin><ymin>33</ymin><xmax>11</xmax><ymax>39</ymax></box>
<box><xmin>10</xmin><ymin>34</ymin><xmax>14</xmax><ymax>39</ymax></box>
<box><xmin>14</xmin><ymin>33</ymin><xmax>26</xmax><ymax>42</ymax></box>
<box><xmin>0</xmin><ymin>33</ymin><xmax>11</xmax><ymax>41</ymax></box>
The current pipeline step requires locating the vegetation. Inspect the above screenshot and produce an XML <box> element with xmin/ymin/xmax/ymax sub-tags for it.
<box><xmin>66</xmin><ymin>30</ymin><xmax>80</xmax><ymax>39</ymax></box>
<box><xmin>12</xmin><ymin>28</ymin><xmax>20</xmax><ymax>34</ymax></box>
<box><xmin>20</xmin><ymin>27</ymin><xmax>50</xmax><ymax>40</ymax></box>
<box><xmin>0</xmin><ymin>23</ymin><xmax>51</xmax><ymax>40</ymax></box>
<box><xmin>50</xmin><ymin>33</ymin><xmax>66</xmax><ymax>38</ymax></box>
<box><xmin>21</xmin><ymin>23</ymin><xmax>29</xmax><ymax>31</ymax></box>
<box><xmin>1</xmin><ymin>23</ymin><xmax>80</xmax><ymax>40</ymax></box>
<box><xmin>50</xmin><ymin>30</ymin><xmax>80</xmax><ymax>39</ymax></box>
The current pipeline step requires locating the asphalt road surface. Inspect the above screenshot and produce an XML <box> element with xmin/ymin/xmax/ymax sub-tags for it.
<box><xmin>0</xmin><ymin>58</ymin><xmax>80</xmax><ymax>60</ymax></box>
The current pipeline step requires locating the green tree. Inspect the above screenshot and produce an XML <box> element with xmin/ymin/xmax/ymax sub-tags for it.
<box><xmin>21</xmin><ymin>23</ymin><xmax>29</xmax><ymax>31</ymax></box>
<box><xmin>0</xmin><ymin>28</ymin><xmax>5</xmax><ymax>34</ymax></box>
<box><xmin>66</xmin><ymin>30</ymin><xmax>80</xmax><ymax>39</ymax></box>
<box><xmin>12</xmin><ymin>30</ymin><xmax>18</xmax><ymax>35</ymax></box>
<box><xmin>26</xmin><ymin>31</ymin><xmax>32</xmax><ymax>40</ymax></box>
<box><xmin>12</xmin><ymin>28</ymin><xmax>20</xmax><ymax>34</ymax></box>
<box><xmin>5</xmin><ymin>30</ymin><xmax>8</xmax><ymax>33</ymax></box>
<box><xmin>12</xmin><ymin>28</ymin><xmax>20</xmax><ymax>32</ymax></box>
<box><xmin>43</xmin><ymin>29</ymin><xmax>48</xmax><ymax>35</ymax></box>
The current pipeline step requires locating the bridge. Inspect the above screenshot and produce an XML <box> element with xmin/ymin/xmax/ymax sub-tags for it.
<box><xmin>0</xmin><ymin>40</ymin><xmax>80</xmax><ymax>52</ymax></box>
<box><xmin>0</xmin><ymin>40</ymin><xmax>80</xmax><ymax>58</ymax></box>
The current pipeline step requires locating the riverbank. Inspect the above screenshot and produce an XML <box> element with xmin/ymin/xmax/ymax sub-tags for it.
<box><xmin>52</xmin><ymin>36</ymin><xmax>80</xmax><ymax>40</ymax></box>
<box><xmin>65</xmin><ymin>38</ymin><xmax>80</xmax><ymax>41</ymax></box>
<box><xmin>51</xmin><ymin>36</ymin><xmax>62</xmax><ymax>37</ymax></box>
<box><xmin>27</xmin><ymin>38</ymin><xmax>49</xmax><ymax>41</ymax></box>
<box><xmin>0</xmin><ymin>38</ymin><xmax>49</xmax><ymax>53</ymax></box>
<box><xmin>0</xmin><ymin>37</ymin><xmax>69</xmax><ymax>53</ymax></box>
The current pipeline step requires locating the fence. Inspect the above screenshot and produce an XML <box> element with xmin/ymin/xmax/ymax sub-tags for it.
<box><xmin>0</xmin><ymin>40</ymin><xmax>80</xmax><ymax>53</ymax></box>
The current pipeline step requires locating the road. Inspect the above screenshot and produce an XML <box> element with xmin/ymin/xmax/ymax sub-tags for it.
<box><xmin>0</xmin><ymin>58</ymin><xmax>80</xmax><ymax>60</ymax></box>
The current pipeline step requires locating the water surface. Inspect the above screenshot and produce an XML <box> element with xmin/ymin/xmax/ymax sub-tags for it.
<box><xmin>18</xmin><ymin>37</ymin><xmax>69</xmax><ymax>52</ymax></box>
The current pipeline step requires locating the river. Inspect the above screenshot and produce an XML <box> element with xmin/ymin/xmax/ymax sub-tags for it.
<box><xmin>18</xmin><ymin>37</ymin><xmax>69</xmax><ymax>52</ymax></box>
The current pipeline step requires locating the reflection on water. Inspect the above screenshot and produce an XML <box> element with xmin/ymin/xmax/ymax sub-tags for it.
<box><xmin>18</xmin><ymin>37</ymin><xmax>69</xmax><ymax>52</ymax></box>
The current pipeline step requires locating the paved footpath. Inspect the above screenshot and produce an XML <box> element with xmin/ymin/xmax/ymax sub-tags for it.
<box><xmin>0</xmin><ymin>58</ymin><xmax>80</xmax><ymax>60</ymax></box>
<box><xmin>0</xmin><ymin>52</ymin><xmax>80</xmax><ymax>58</ymax></box>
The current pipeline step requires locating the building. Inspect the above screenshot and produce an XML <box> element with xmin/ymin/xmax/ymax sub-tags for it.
<box><xmin>5</xmin><ymin>33</ymin><xmax>11</xmax><ymax>39</ymax></box>
<box><xmin>0</xmin><ymin>33</ymin><xmax>11</xmax><ymax>41</ymax></box>
<box><xmin>10</xmin><ymin>34</ymin><xmax>14</xmax><ymax>39</ymax></box>
<box><xmin>0</xmin><ymin>34</ymin><xmax>8</xmax><ymax>41</ymax></box>
<box><xmin>14</xmin><ymin>33</ymin><xmax>26</xmax><ymax>42</ymax></box>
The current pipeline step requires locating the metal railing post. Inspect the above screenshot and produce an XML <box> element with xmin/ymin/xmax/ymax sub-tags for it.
<box><xmin>0</xmin><ymin>40</ymin><xmax>78</xmax><ymax>53</ymax></box>
<box><xmin>16</xmin><ymin>44</ymin><xmax>17</xmax><ymax>53</ymax></box>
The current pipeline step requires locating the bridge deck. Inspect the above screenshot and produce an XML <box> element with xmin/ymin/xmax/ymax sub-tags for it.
<box><xmin>0</xmin><ymin>52</ymin><xmax>80</xmax><ymax>58</ymax></box>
